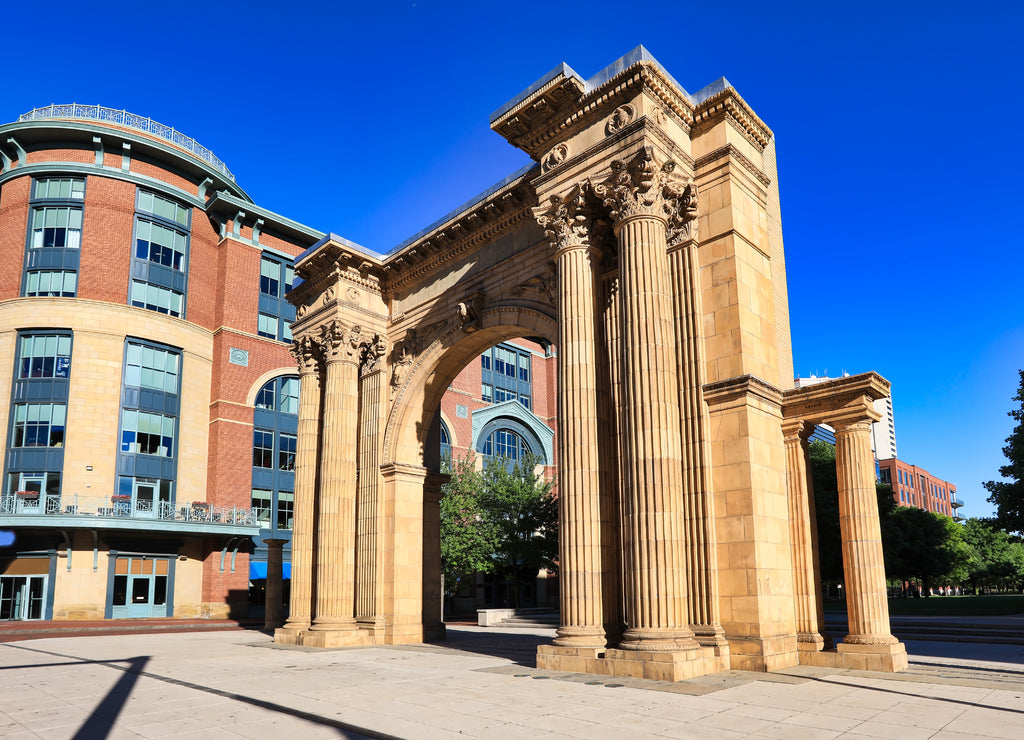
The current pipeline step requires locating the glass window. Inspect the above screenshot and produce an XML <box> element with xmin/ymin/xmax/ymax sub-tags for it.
<box><xmin>276</xmin><ymin>491</ymin><xmax>294</xmax><ymax>530</ymax></box>
<box><xmin>260</xmin><ymin>257</ymin><xmax>280</xmax><ymax>297</ymax></box>
<box><xmin>8</xmin><ymin>471</ymin><xmax>61</xmax><ymax>497</ymax></box>
<box><xmin>280</xmin><ymin>377</ymin><xmax>299</xmax><ymax>415</ymax></box>
<box><xmin>124</xmin><ymin>342</ymin><xmax>179</xmax><ymax>393</ymax></box>
<box><xmin>137</xmin><ymin>191</ymin><xmax>189</xmax><ymax>228</ymax></box>
<box><xmin>135</xmin><ymin>218</ymin><xmax>187</xmax><ymax>272</ymax></box>
<box><xmin>278</xmin><ymin>433</ymin><xmax>296</xmax><ymax>471</ymax></box>
<box><xmin>481</xmin><ymin>354</ymin><xmax>491</xmax><ymax>371</ymax></box>
<box><xmin>254</xmin><ymin>376</ymin><xmax>299</xmax><ymax>414</ymax></box>
<box><xmin>481</xmin><ymin>384</ymin><xmax>493</xmax><ymax>403</ymax></box>
<box><xmin>519</xmin><ymin>353</ymin><xmax>530</xmax><ymax>382</ymax></box>
<box><xmin>258</xmin><ymin>313</ymin><xmax>279</xmax><ymax>339</ymax></box>
<box><xmin>25</xmin><ymin>270</ymin><xmax>77</xmax><ymax>297</ymax></box>
<box><xmin>18</xmin><ymin>334</ymin><xmax>72</xmax><ymax>379</ymax></box>
<box><xmin>12</xmin><ymin>404</ymin><xmax>66</xmax><ymax>447</ymax></box>
<box><xmin>519</xmin><ymin>395</ymin><xmax>531</xmax><ymax>411</ymax></box>
<box><xmin>120</xmin><ymin>410</ymin><xmax>175</xmax><ymax>456</ymax></box>
<box><xmin>33</xmin><ymin>177</ymin><xmax>85</xmax><ymax>200</ymax></box>
<box><xmin>130</xmin><ymin>280</ymin><xmax>183</xmax><ymax>317</ymax></box>
<box><xmin>483</xmin><ymin>429</ymin><xmax>530</xmax><ymax>461</ymax></box>
<box><xmin>30</xmin><ymin>207</ymin><xmax>82</xmax><ymax>248</ymax></box>
<box><xmin>252</xmin><ymin>489</ymin><xmax>272</xmax><ymax>525</ymax></box>
<box><xmin>253</xmin><ymin>430</ymin><xmax>273</xmax><ymax>468</ymax></box>
<box><xmin>255</xmin><ymin>382</ymin><xmax>275</xmax><ymax>410</ymax></box>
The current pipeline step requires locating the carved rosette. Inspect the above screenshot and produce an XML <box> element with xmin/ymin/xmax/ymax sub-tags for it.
<box><xmin>594</xmin><ymin>147</ymin><xmax>696</xmax><ymax>235</ymax></box>
<box><xmin>606</xmin><ymin>104</ymin><xmax>635</xmax><ymax>134</ymax></box>
<box><xmin>542</xmin><ymin>143</ymin><xmax>569</xmax><ymax>173</ymax></box>
<box><xmin>359</xmin><ymin>334</ymin><xmax>387</xmax><ymax>377</ymax></box>
<box><xmin>532</xmin><ymin>187</ymin><xmax>590</xmax><ymax>254</ymax></box>
<box><xmin>290</xmin><ymin>335</ymin><xmax>320</xmax><ymax>375</ymax></box>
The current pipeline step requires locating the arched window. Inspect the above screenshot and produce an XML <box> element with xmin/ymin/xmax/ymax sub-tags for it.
<box><xmin>252</xmin><ymin>375</ymin><xmax>298</xmax><ymax>532</ymax></box>
<box><xmin>482</xmin><ymin>428</ymin><xmax>531</xmax><ymax>461</ymax></box>
<box><xmin>439</xmin><ymin>420</ymin><xmax>451</xmax><ymax>461</ymax></box>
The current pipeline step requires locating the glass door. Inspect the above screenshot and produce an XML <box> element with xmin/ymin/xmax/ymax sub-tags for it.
<box><xmin>0</xmin><ymin>576</ymin><xmax>46</xmax><ymax>620</ymax></box>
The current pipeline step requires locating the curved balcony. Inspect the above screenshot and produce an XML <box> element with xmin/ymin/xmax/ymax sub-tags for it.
<box><xmin>951</xmin><ymin>494</ymin><xmax>964</xmax><ymax>509</ymax></box>
<box><xmin>0</xmin><ymin>494</ymin><xmax>258</xmax><ymax>536</ymax></box>
<box><xmin>18</xmin><ymin>104</ymin><xmax>235</xmax><ymax>182</ymax></box>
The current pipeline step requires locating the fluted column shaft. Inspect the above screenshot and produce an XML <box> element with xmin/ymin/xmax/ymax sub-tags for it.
<box><xmin>280</xmin><ymin>355</ymin><xmax>320</xmax><ymax>632</ymax></box>
<box><xmin>834</xmin><ymin>419</ymin><xmax>896</xmax><ymax>645</ymax></box>
<box><xmin>615</xmin><ymin>213</ymin><xmax>695</xmax><ymax>651</ymax></box>
<box><xmin>668</xmin><ymin>240</ymin><xmax>723</xmax><ymax>643</ymax></box>
<box><xmin>356</xmin><ymin>351</ymin><xmax>385</xmax><ymax>625</ymax></box>
<box><xmin>783</xmin><ymin>420</ymin><xmax>825</xmax><ymax>647</ymax></box>
<box><xmin>553</xmin><ymin>241</ymin><xmax>606</xmax><ymax>648</ymax></box>
<box><xmin>311</xmin><ymin>353</ymin><xmax>359</xmax><ymax>632</ymax></box>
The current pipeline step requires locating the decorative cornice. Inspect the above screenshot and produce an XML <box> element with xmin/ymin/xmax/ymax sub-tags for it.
<box><xmin>691</xmin><ymin>87</ymin><xmax>772</xmax><ymax>151</ymax></box>
<box><xmin>704</xmin><ymin>374</ymin><xmax>784</xmax><ymax>412</ymax></box>
<box><xmin>782</xmin><ymin>372</ymin><xmax>890</xmax><ymax>426</ymax></box>
<box><xmin>694</xmin><ymin>143</ymin><xmax>771</xmax><ymax>188</ymax></box>
<box><xmin>492</xmin><ymin>61</ymin><xmax>696</xmax><ymax>161</ymax></box>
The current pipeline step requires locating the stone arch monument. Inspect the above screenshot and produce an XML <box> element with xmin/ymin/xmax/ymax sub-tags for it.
<box><xmin>273</xmin><ymin>47</ymin><xmax>907</xmax><ymax>679</ymax></box>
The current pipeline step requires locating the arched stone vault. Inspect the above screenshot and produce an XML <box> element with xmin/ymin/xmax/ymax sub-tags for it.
<box><xmin>272</xmin><ymin>47</ymin><xmax>908</xmax><ymax>678</ymax></box>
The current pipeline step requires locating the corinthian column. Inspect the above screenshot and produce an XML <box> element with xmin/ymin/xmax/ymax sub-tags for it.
<box><xmin>276</xmin><ymin>336</ymin><xmax>320</xmax><ymax>642</ymax></box>
<box><xmin>666</xmin><ymin>185</ymin><xmax>725</xmax><ymax>648</ymax></box>
<box><xmin>782</xmin><ymin>419</ymin><xmax>826</xmax><ymax>650</ymax></box>
<box><xmin>597</xmin><ymin>148</ymin><xmax>696</xmax><ymax>652</ymax></box>
<box><xmin>356</xmin><ymin>336</ymin><xmax>387</xmax><ymax>631</ymax></box>
<box><xmin>534</xmin><ymin>189</ymin><xmax>605</xmax><ymax>649</ymax></box>
<box><xmin>309</xmin><ymin>320</ymin><xmax>362</xmax><ymax>636</ymax></box>
<box><xmin>833</xmin><ymin>417</ymin><xmax>897</xmax><ymax>645</ymax></box>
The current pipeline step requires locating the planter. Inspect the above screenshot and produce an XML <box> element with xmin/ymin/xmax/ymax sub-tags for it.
<box><xmin>111</xmin><ymin>495</ymin><xmax>131</xmax><ymax>502</ymax></box>
<box><xmin>15</xmin><ymin>491</ymin><xmax>40</xmax><ymax>499</ymax></box>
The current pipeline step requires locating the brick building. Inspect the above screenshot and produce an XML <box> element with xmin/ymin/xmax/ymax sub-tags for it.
<box><xmin>0</xmin><ymin>105</ymin><xmax>320</xmax><ymax>621</ymax></box>
<box><xmin>877</xmin><ymin>458</ymin><xmax>962</xmax><ymax>520</ymax></box>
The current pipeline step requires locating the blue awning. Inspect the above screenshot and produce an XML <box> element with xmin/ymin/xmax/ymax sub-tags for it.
<box><xmin>249</xmin><ymin>562</ymin><xmax>291</xmax><ymax>580</ymax></box>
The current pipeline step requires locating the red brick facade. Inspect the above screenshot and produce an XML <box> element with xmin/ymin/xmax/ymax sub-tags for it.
<box><xmin>877</xmin><ymin>458</ymin><xmax>958</xmax><ymax>518</ymax></box>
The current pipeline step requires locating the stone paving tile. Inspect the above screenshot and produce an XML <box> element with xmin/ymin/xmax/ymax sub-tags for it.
<box><xmin>843</xmin><ymin>719</ymin><xmax>939</xmax><ymax>739</ymax></box>
<box><xmin>775</xmin><ymin>711</ymin><xmax>864</xmax><ymax>733</ymax></box>
<box><xmin>755</xmin><ymin>724</ymin><xmax>842</xmax><ymax>740</ymax></box>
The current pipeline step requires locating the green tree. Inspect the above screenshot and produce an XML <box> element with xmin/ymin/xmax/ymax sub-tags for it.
<box><xmin>985</xmin><ymin>370</ymin><xmax>1024</xmax><ymax>535</ymax></box>
<box><xmin>478</xmin><ymin>453</ymin><xmax>558</xmax><ymax>607</ymax></box>
<box><xmin>439</xmin><ymin>454</ymin><xmax>492</xmax><ymax>597</ymax></box>
<box><xmin>438</xmin><ymin>452</ymin><xmax>558</xmax><ymax>607</ymax></box>
<box><xmin>883</xmin><ymin>507</ymin><xmax>968</xmax><ymax>593</ymax></box>
<box><xmin>809</xmin><ymin>440</ymin><xmax>896</xmax><ymax>585</ymax></box>
<box><xmin>960</xmin><ymin>518</ymin><xmax>1024</xmax><ymax>591</ymax></box>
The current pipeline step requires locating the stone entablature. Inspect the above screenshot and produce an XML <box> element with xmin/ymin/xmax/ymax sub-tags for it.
<box><xmin>274</xmin><ymin>47</ymin><xmax>906</xmax><ymax>678</ymax></box>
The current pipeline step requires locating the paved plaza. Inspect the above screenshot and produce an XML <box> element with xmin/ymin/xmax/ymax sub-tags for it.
<box><xmin>1</xmin><ymin>626</ymin><xmax>1023</xmax><ymax>739</ymax></box>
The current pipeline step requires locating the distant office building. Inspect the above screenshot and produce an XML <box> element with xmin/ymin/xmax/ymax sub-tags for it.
<box><xmin>877</xmin><ymin>458</ymin><xmax>962</xmax><ymax>520</ymax></box>
<box><xmin>794</xmin><ymin>374</ymin><xmax>896</xmax><ymax>459</ymax></box>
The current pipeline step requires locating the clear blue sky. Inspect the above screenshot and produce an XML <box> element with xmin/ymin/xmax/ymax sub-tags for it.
<box><xmin>4</xmin><ymin>1</ymin><xmax>1021</xmax><ymax>519</ymax></box>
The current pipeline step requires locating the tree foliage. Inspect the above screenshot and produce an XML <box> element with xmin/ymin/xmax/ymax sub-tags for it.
<box><xmin>985</xmin><ymin>369</ymin><xmax>1024</xmax><ymax>535</ymax></box>
<box><xmin>438</xmin><ymin>453</ymin><xmax>558</xmax><ymax>602</ymax></box>
<box><xmin>960</xmin><ymin>518</ymin><xmax>1024</xmax><ymax>590</ymax></box>
<box><xmin>882</xmin><ymin>507</ymin><xmax>970</xmax><ymax>592</ymax></box>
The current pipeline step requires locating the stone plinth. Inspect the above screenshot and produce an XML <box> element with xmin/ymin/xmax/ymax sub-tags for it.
<box><xmin>537</xmin><ymin>644</ymin><xmax>729</xmax><ymax>682</ymax></box>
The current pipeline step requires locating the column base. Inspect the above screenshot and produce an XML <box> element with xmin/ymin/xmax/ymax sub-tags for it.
<box><xmin>273</xmin><ymin>626</ymin><xmax>306</xmax><ymax>645</ymax></box>
<box><xmin>537</xmin><ymin>644</ymin><xmax>728</xmax><ymax>681</ymax></box>
<box><xmin>692</xmin><ymin>624</ymin><xmax>731</xmax><ymax>657</ymax></box>
<box><xmin>797</xmin><ymin>641</ymin><xmax>908</xmax><ymax>672</ymax></box>
<box><xmin>302</xmin><ymin>628</ymin><xmax>373</xmax><ymax>649</ymax></box>
<box><xmin>796</xmin><ymin>632</ymin><xmax>832</xmax><ymax>652</ymax></box>
<box><xmin>553</xmin><ymin>625</ymin><xmax>607</xmax><ymax>649</ymax></box>
<box><xmin>726</xmin><ymin>635</ymin><xmax>800</xmax><ymax>672</ymax></box>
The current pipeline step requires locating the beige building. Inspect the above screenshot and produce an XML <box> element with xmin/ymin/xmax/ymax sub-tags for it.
<box><xmin>271</xmin><ymin>47</ymin><xmax>907</xmax><ymax>680</ymax></box>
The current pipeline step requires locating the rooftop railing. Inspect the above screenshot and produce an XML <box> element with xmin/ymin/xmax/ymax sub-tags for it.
<box><xmin>1</xmin><ymin>493</ymin><xmax>257</xmax><ymax>527</ymax></box>
<box><xmin>17</xmin><ymin>104</ymin><xmax>236</xmax><ymax>182</ymax></box>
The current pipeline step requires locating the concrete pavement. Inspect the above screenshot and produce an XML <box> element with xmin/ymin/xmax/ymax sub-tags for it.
<box><xmin>0</xmin><ymin>626</ymin><xmax>1022</xmax><ymax>739</ymax></box>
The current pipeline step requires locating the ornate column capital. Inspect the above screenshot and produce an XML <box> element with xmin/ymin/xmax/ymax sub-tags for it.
<box><xmin>359</xmin><ymin>334</ymin><xmax>388</xmax><ymax>377</ymax></box>
<box><xmin>593</xmin><ymin>146</ymin><xmax>696</xmax><ymax>239</ymax></box>
<box><xmin>290</xmin><ymin>335</ymin><xmax>321</xmax><ymax>376</ymax></box>
<box><xmin>532</xmin><ymin>186</ymin><xmax>593</xmax><ymax>255</ymax></box>
<box><xmin>319</xmin><ymin>320</ymin><xmax>363</xmax><ymax>366</ymax></box>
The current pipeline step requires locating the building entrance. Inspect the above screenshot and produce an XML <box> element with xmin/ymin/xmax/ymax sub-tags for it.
<box><xmin>0</xmin><ymin>575</ymin><xmax>46</xmax><ymax>620</ymax></box>
<box><xmin>111</xmin><ymin>556</ymin><xmax>169</xmax><ymax>618</ymax></box>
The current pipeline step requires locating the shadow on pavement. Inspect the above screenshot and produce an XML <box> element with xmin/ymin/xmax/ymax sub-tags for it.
<box><xmin>430</xmin><ymin>625</ymin><xmax>551</xmax><ymax>667</ymax></box>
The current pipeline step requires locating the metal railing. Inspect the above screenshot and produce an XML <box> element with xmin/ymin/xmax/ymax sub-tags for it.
<box><xmin>18</xmin><ymin>104</ymin><xmax>236</xmax><ymax>182</ymax></box>
<box><xmin>1</xmin><ymin>494</ymin><xmax>257</xmax><ymax>526</ymax></box>
<box><xmin>950</xmin><ymin>495</ymin><xmax>964</xmax><ymax>509</ymax></box>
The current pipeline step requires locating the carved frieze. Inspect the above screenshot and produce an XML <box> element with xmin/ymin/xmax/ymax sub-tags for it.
<box><xmin>514</xmin><ymin>265</ymin><xmax>556</xmax><ymax>304</ymax></box>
